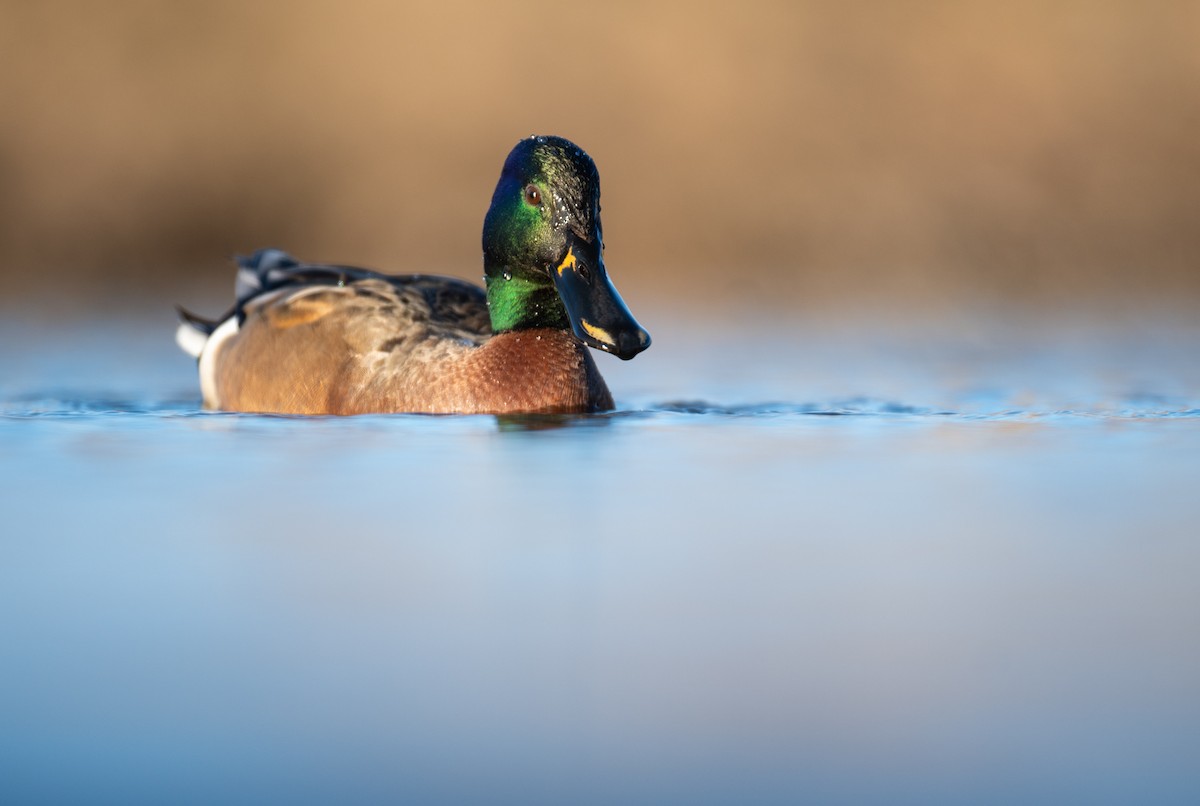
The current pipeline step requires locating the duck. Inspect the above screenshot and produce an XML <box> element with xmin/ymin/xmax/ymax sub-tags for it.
<box><xmin>176</xmin><ymin>135</ymin><xmax>650</xmax><ymax>415</ymax></box>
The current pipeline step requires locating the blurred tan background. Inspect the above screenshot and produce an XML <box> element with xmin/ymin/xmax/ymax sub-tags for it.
<box><xmin>2</xmin><ymin>0</ymin><xmax>1198</xmax><ymax>314</ymax></box>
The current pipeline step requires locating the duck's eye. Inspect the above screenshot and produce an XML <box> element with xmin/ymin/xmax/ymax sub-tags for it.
<box><xmin>524</xmin><ymin>185</ymin><xmax>542</xmax><ymax>206</ymax></box>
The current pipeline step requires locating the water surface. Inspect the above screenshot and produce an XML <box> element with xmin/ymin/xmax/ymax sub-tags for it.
<box><xmin>2</xmin><ymin>310</ymin><xmax>1198</xmax><ymax>805</ymax></box>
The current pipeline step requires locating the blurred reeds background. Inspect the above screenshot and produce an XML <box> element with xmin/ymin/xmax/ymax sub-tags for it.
<box><xmin>2</xmin><ymin>0</ymin><xmax>1197</xmax><ymax>314</ymax></box>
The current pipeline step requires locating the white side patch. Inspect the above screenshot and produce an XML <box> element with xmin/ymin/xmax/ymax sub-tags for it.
<box><xmin>198</xmin><ymin>317</ymin><xmax>240</xmax><ymax>409</ymax></box>
<box><xmin>175</xmin><ymin>322</ymin><xmax>209</xmax><ymax>358</ymax></box>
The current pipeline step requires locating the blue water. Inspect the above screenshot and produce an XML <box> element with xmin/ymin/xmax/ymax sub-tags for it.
<box><xmin>2</xmin><ymin>309</ymin><xmax>1199</xmax><ymax>804</ymax></box>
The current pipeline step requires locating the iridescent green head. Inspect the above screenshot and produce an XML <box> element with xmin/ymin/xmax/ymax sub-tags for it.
<box><xmin>482</xmin><ymin>135</ymin><xmax>650</xmax><ymax>360</ymax></box>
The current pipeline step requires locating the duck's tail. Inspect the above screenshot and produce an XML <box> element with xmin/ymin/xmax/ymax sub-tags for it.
<box><xmin>175</xmin><ymin>306</ymin><xmax>216</xmax><ymax>358</ymax></box>
<box><xmin>175</xmin><ymin>248</ymin><xmax>300</xmax><ymax>359</ymax></box>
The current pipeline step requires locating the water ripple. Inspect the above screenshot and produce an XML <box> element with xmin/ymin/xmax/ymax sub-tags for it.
<box><xmin>4</xmin><ymin>395</ymin><xmax>1198</xmax><ymax>424</ymax></box>
<box><xmin>653</xmin><ymin>399</ymin><xmax>954</xmax><ymax>417</ymax></box>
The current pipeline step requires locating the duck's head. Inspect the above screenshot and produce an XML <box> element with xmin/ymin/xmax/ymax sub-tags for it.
<box><xmin>482</xmin><ymin>135</ymin><xmax>650</xmax><ymax>360</ymax></box>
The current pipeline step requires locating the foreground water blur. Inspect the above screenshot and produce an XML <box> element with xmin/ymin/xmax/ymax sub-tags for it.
<box><xmin>2</xmin><ymin>308</ymin><xmax>1198</xmax><ymax>805</ymax></box>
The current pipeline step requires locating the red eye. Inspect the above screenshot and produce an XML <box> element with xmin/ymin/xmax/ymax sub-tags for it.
<box><xmin>524</xmin><ymin>185</ymin><xmax>542</xmax><ymax>206</ymax></box>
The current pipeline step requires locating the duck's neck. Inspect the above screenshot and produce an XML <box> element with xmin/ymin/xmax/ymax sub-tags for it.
<box><xmin>485</xmin><ymin>270</ymin><xmax>570</xmax><ymax>333</ymax></box>
<box><xmin>467</xmin><ymin>328</ymin><xmax>614</xmax><ymax>413</ymax></box>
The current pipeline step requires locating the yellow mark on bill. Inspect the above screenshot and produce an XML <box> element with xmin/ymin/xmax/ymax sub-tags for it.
<box><xmin>556</xmin><ymin>246</ymin><xmax>577</xmax><ymax>276</ymax></box>
<box><xmin>580</xmin><ymin>318</ymin><xmax>614</xmax><ymax>346</ymax></box>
